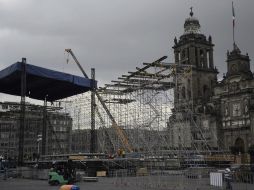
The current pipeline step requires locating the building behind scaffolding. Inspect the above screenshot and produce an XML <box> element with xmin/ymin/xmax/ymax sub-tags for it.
<box><xmin>168</xmin><ymin>9</ymin><xmax>254</xmax><ymax>160</ymax></box>
<box><xmin>0</xmin><ymin>102</ymin><xmax>72</xmax><ymax>160</ymax></box>
<box><xmin>168</xmin><ymin>9</ymin><xmax>218</xmax><ymax>151</ymax></box>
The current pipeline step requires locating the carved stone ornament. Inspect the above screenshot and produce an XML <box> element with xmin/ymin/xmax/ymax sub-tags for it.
<box><xmin>229</xmin><ymin>82</ymin><xmax>239</xmax><ymax>92</ymax></box>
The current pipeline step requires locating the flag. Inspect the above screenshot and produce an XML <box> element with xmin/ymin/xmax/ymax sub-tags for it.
<box><xmin>232</xmin><ymin>1</ymin><xmax>235</xmax><ymax>28</ymax></box>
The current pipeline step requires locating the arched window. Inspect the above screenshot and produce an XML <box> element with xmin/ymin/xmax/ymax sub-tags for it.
<box><xmin>203</xmin><ymin>85</ymin><xmax>209</xmax><ymax>98</ymax></box>
<box><xmin>235</xmin><ymin>138</ymin><xmax>245</xmax><ymax>153</ymax></box>
<box><xmin>188</xmin><ymin>90</ymin><xmax>191</xmax><ymax>100</ymax></box>
<box><xmin>207</xmin><ymin>51</ymin><xmax>210</xmax><ymax>68</ymax></box>
<box><xmin>200</xmin><ymin>50</ymin><xmax>204</xmax><ymax>57</ymax></box>
<box><xmin>200</xmin><ymin>50</ymin><xmax>204</xmax><ymax>67</ymax></box>
<box><xmin>182</xmin><ymin>86</ymin><xmax>186</xmax><ymax>99</ymax></box>
<box><xmin>187</xmin><ymin>79</ymin><xmax>191</xmax><ymax>99</ymax></box>
<box><xmin>181</xmin><ymin>49</ymin><xmax>186</xmax><ymax>59</ymax></box>
<box><xmin>175</xmin><ymin>51</ymin><xmax>180</xmax><ymax>62</ymax></box>
<box><xmin>188</xmin><ymin>79</ymin><xmax>191</xmax><ymax>87</ymax></box>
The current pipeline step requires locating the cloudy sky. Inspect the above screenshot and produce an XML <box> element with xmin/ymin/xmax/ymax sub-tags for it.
<box><xmin>0</xmin><ymin>0</ymin><xmax>254</xmax><ymax>102</ymax></box>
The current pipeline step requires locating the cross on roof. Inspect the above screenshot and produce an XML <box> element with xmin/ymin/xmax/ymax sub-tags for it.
<box><xmin>190</xmin><ymin>7</ymin><xmax>194</xmax><ymax>17</ymax></box>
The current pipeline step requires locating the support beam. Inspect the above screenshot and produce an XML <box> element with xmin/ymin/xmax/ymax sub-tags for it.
<box><xmin>126</xmin><ymin>56</ymin><xmax>167</xmax><ymax>79</ymax></box>
<box><xmin>65</xmin><ymin>49</ymin><xmax>133</xmax><ymax>152</ymax></box>
<box><xmin>104</xmin><ymin>98</ymin><xmax>135</xmax><ymax>104</ymax></box>
<box><xmin>42</xmin><ymin>97</ymin><xmax>47</xmax><ymax>155</ymax></box>
<box><xmin>143</xmin><ymin>62</ymin><xmax>174</xmax><ymax>68</ymax></box>
<box><xmin>18</xmin><ymin>58</ymin><xmax>26</xmax><ymax>166</ymax></box>
<box><xmin>90</xmin><ymin>68</ymin><xmax>96</xmax><ymax>153</ymax></box>
<box><xmin>122</xmin><ymin>72</ymin><xmax>170</xmax><ymax>79</ymax></box>
<box><xmin>112</xmin><ymin>79</ymin><xmax>170</xmax><ymax>85</ymax></box>
<box><xmin>97</xmin><ymin>89</ymin><xmax>124</xmax><ymax>95</ymax></box>
<box><xmin>105</xmin><ymin>83</ymin><xmax>140</xmax><ymax>88</ymax></box>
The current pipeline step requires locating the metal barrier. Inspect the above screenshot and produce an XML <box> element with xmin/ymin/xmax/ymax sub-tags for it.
<box><xmin>210</xmin><ymin>172</ymin><xmax>223</xmax><ymax>187</ymax></box>
<box><xmin>17</xmin><ymin>167</ymin><xmax>50</xmax><ymax>180</ymax></box>
<box><xmin>233</xmin><ymin>171</ymin><xmax>254</xmax><ymax>184</ymax></box>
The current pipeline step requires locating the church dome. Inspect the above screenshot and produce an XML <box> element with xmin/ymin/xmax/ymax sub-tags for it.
<box><xmin>184</xmin><ymin>8</ymin><xmax>201</xmax><ymax>34</ymax></box>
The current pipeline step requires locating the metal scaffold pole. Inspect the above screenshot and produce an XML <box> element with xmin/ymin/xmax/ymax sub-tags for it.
<box><xmin>65</xmin><ymin>48</ymin><xmax>133</xmax><ymax>152</ymax></box>
<box><xmin>90</xmin><ymin>68</ymin><xmax>96</xmax><ymax>153</ymax></box>
<box><xmin>18</xmin><ymin>58</ymin><xmax>26</xmax><ymax>166</ymax></box>
<box><xmin>42</xmin><ymin>97</ymin><xmax>47</xmax><ymax>155</ymax></box>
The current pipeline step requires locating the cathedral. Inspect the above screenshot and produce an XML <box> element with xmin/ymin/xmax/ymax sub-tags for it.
<box><xmin>168</xmin><ymin>9</ymin><xmax>254</xmax><ymax>155</ymax></box>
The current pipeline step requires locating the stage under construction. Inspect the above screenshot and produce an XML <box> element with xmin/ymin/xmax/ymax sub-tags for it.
<box><xmin>0</xmin><ymin>52</ymin><xmax>253</xmax><ymax>189</ymax></box>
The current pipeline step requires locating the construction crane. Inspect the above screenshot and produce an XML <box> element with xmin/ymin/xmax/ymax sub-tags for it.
<box><xmin>65</xmin><ymin>49</ymin><xmax>133</xmax><ymax>152</ymax></box>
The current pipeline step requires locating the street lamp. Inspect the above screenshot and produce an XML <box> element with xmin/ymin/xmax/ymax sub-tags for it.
<box><xmin>37</xmin><ymin>134</ymin><xmax>42</xmax><ymax>162</ymax></box>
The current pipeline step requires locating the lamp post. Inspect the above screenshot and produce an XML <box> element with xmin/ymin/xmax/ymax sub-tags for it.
<box><xmin>37</xmin><ymin>134</ymin><xmax>42</xmax><ymax>162</ymax></box>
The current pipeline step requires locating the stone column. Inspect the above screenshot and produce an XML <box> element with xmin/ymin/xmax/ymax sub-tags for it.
<box><xmin>204</xmin><ymin>49</ymin><xmax>208</xmax><ymax>68</ymax></box>
<box><xmin>189</xmin><ymin>46</ymin><xmax>195</xmax><ymax>66</ymax></box>
<box><xmin>196</xmin><ymin>47</ymin><xmax>200</xmax><ymax>68</ymax></box>
<box><xmin>174</xmin><ymin>51</ymin><xmax>179</xmax><ymax>63</ymax></box>
<box><xmin>209</xmin><ymin>49</ymin><xmax>214</xmax><ymax>69</ymax></box>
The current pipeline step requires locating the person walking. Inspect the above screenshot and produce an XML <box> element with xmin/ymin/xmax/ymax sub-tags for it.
<box><xmin>224</xmin><ymin>168</ymin><xmax>232</xmax><ymax>190</ymax></box>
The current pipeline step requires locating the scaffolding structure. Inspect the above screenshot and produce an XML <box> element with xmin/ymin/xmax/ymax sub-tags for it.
<box><xmin>59</xmin><ymin>56</ymin><xmax>222</xmax><ymax>189</ymax></box>
<box><xmin>62</xmin><ymin>55</ymin><xmax>217</xmax><ymax>157</ymax></box>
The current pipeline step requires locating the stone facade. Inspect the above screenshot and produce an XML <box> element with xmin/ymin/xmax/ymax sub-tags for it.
<box><xmin>213</xmin><ymin>45</ymin><xmax>254</xmax><ymax>153</ymax></box>
<box><xmin>0</xmin><ymin>102</ymin><xmax>72</xmax><ymax>160</ymax></box>
<box><xmin>168</xmin><ymin>10</ymin><xmax>254</xmax><ymax>153</ymax></box>
<box><xmin>168</xmin><ymin>10</ymin><xmax>218</xmax><ymax>150</ymax></box>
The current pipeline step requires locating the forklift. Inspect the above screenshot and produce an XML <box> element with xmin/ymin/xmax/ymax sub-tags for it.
<box><xmin>48</xmin><ymin>160</ymin><xmax>76</xmax><ymax>185</ymax></box>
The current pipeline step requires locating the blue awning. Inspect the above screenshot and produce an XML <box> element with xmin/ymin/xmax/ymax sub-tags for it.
<box><xmin>0</xmin><ymin>62</ymin><xmax>96</xmax><ymax>101</ymax></box>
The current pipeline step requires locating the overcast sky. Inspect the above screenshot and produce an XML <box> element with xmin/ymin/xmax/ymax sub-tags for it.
<box><xmin>0</xmin><ymin>0</ymin><xmax>254</xmax><ymax>102</ymax></box>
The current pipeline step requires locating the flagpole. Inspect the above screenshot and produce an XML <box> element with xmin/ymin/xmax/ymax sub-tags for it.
<box><xmin>232</xmin><ymin>1</ymin><xmax>235</xmax><ymax>47</ymax></box>
<box><xmin>233</xmin><ymin>20</ymin><xmax>235</xmax><ymax>46</ymax></box>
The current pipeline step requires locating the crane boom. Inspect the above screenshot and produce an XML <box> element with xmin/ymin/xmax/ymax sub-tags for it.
<box><xmin>65</xmin><ymin>49</ymin><xmax>133</xmax><ymax>152</ymax></box>
<box><xmin>65</xmin><ymin>49</ymin><xmax>89</xmax><ymax>78</ymax></box>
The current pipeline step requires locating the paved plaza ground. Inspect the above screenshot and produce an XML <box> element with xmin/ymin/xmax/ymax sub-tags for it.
<box><xmin>1</xmin><ymin>177</ymin><xmax>254</xmax><ymax>190</ymax></box>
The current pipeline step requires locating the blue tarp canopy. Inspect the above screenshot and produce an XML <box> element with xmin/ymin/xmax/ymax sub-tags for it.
<box><xmin>0</xmin><ymin>62</ymin><xmax>96</xmax><ymax>101</ymax></box>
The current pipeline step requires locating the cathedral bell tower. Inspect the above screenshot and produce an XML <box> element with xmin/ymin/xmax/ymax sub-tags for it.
<box><xmin>215</xmin><ymin>44</ymin><xmax>254</xmax><ymax>153</ymax></box>
<box><xmin>168</xmin><ymin>8</ymin><xmax>219</xmax><ymax>150</ymax></box>
<box><xmin>172</xmin><ymin>8</ymin><xmax>218</xmax><ymax>111</ymax></box>
<box><xmin>225</xmin><ymin>43</ymin><xmax>252</xmax><ymax>81</ymax></box>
